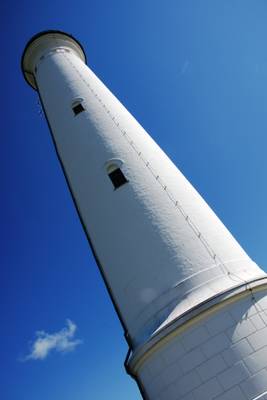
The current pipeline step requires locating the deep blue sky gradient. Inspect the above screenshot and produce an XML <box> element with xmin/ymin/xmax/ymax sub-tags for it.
<box><xmin>2</xmin><ymin>1</ymin><xmax>267</xmax><ymax>399</ymax></box>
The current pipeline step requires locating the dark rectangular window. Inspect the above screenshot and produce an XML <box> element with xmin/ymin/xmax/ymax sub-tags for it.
<box><xmin>72</xmin><ymin>103</ymin><xmax>85</xmax><ymax>115</ymax></box>
<box><xmin>108</xmin><ymin>168</ymin><xmax>128</xmax><ymax>189</ymax></box>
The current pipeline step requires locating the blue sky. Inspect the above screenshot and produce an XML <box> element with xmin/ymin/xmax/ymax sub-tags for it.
<box><xmin>2</xmin><ymin>1</ymin><xmax>267</xmax><ymax>399</ymax></box>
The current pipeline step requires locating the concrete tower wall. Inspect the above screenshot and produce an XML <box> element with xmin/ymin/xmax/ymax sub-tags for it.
<box><xmin>136</xmin><ymin>289</ymin><xmax>267</xmax><ymax>400</ymax></box>
<box><xmin>31</xmin><ymin>44</ymin><xmax>264</xmax><ymax>346</ymax></box>
<box><xmin>22</xmin><ymin>32</ymin><xmax>267</xmax><ymax>400</ymax></box>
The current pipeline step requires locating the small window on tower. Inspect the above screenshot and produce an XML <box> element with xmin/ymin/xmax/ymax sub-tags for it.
<box><xmin>72</xmin><ymin>102</ymin><xmax>85</xmax><ymax>116</ymax></box>
<box><xmin>107</xmin><ymin>163</ymin><xmax>128</xmax><ymax>190</ymax></box>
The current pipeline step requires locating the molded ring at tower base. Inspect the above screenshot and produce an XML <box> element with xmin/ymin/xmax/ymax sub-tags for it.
<box><xmin>21</xmin><ymin>30</ymin><xmax>87</xmax><ymax>89</ymax></box>
<box><xmin>127</xmin><ymin>277</ymin><xmax>267</xmax><ymax>375</ymax></box>
<box><xmin>252</xmin><ymin>392</ymin><xmax>267</xmax><ymax>400</ymax></box>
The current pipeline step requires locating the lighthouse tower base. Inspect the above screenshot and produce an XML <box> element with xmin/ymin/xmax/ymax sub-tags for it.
<box><xmin>129</xmin><ymin>284</ymin><xmax>267</xmax><ymax>400</ymax></box>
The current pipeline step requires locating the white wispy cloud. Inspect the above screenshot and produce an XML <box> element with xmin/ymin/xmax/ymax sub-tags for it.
<box><xmin>23</xmin><ymin>319</ymin><xmax>82</xmax><ymax>361</ymax></box>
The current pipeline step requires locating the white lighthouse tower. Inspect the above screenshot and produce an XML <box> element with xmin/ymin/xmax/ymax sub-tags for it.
<box><xmin>22</xmin><ymin>31</ymin><xmax>267</xmax><ymax>400</ymax></box>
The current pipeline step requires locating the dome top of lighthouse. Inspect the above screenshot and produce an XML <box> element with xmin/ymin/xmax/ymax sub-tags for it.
<box><xmin>21</xmin><ymin>30</ymin><xmax>87</xmax><ymax>89</ymax></box>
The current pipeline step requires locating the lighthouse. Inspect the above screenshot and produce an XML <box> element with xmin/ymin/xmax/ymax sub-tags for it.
<box><xmin>22</xmin><ymin>31</ymin><xmax>267</xmax><ymax>400</ymax></box>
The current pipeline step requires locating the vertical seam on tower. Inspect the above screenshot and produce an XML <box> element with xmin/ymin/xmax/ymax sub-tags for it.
<box><xmin>62</xmin><ymin>52</ymin><xmax>250</xmax><ymax>289</ymax></box>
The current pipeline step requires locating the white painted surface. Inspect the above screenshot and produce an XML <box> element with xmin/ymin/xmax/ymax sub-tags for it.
<box><xmin>23</xmin><ymin>32</ymin><xmax>267</xmax><ymax>400</ymax></box>
<box><xmin>138</xmin><ymin>289</ymin><xmax>267</xmax><ymax>400</ymax></box>
<box><xmin>23</xmin><ymin>34</ymin><xmax>266</xmax><ymax>347</ymax></box>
